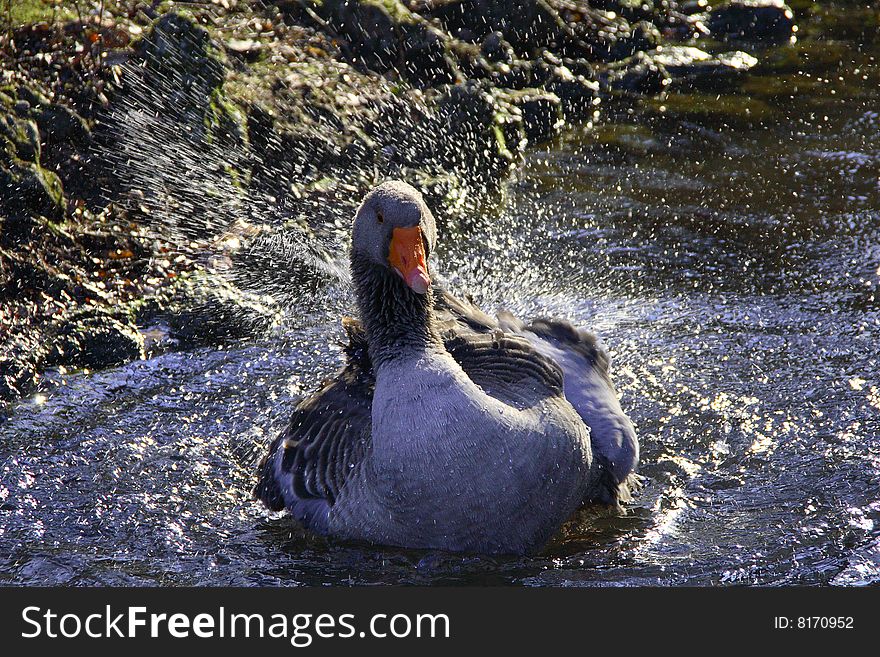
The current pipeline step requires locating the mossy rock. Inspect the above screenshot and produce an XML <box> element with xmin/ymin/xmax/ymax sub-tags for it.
<box><xmin>14</xmin><ymin>83</ymin><xmax>51</xmax><ymax>109</ymax></box>
<box><xmin>650</xmin><ymin>46</ymin><xmax>758</xmax><ymax>92</ymax></box>
<box><xmin>582</xmin><ymin>0</ymin><xmax>667</xmax><ymax>23</ymax></box>
<box><xmin>46</xmin><ymin>310</ymin><xmax>145</xmax><ymax>370</ymax></box>
<box><xmin>545</xmin><ymin>67</ymin><xmax>599</xmax><ymax>120</ymax></box>
<box><xmin>131</xmin><ymin>12</ymin><xmax>229</xmax><ymax>134</ymax></box>
<box><xmin>0</xmin><ymin>160</ymin><xmax>66</xmax><ymax>220</ymax></box>
<box><xmin>0</xmin><ymin>355</ymin><xmax>41</xmax><ymax>402</ymax></box>
<box><xmin>494</xmin><ymin>88</ymin><xmax>564</xmax><ymax>142</ymax></box>
<box><xmin>491</xmin><ymin>98</ymin><xmax>528</xmax><ymax>159</ymax></box>
<box><xmin>310</xmin><ymin>0</ymin><xmax>460</xmax><ymax>85</ymax></box>
<box><xmin>425</xmin><ymin>0</ymin><xmax>568</xmax><ymax>57</ymax></box>
<box><xmin>137</xmin><ymin>12</ymin><xmax>227</xmax><ymax>89</ymax></box>
<box><xmin>0</xmin><ymin>113</ymin><xmax>41</xmax><ymax>162</ymax></box>
<box><xmin>707</xmin><ymin>0</ymin><xmax>796</xmax><ymax>43</ymax></box>
<box><xmin>602</xmin><ymin>51</ymin><xmax>671</xmax><ymax>95</ymax></box>
<box><xmin>1</xmin><ymin>81</ymin><xmax>90</xmax><ymax>153</ymax></box>
<box><xmin>205</xmin><ymin>88</ymin><xmax>248</xmax><ymax>150</ymax></box>
<box><xmin>158</xmin><ymin>273</ymin><xmax>283</xmax><ymax>348</ymax></box>
<box><xmin>35</xmin><ymin>104</ymin><xmax>91</xmax><ymax>147</ymax></box>
<box><xmin>480</xmin><ymin>31</ymin><xmax>516</xmax><ymax>63</ymax></box>
<box><xmin>603</xmin><ymin>46</ymin><xmax>758</xmax><ymax>95</ymax></box>
<box><xmin>435</xmin><ymin>82</ymin><xmax>517</xmax><ymax>177</ymax></box>
<box><xmin>4</xmin><ymin>0</ymin><xmax>77</xmax><ymax>27</ymax></box>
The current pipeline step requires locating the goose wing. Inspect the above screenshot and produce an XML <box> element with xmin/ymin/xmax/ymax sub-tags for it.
<box><xmin>443</xmin><ymin>327</ymin><xmax>565</xmax><ymax>405</ymax></box>
<box><xmin>511</xmin><ymin>317</ymin><xmax>639</xmax><ymax>504</ymax></box>
<box><xmin>437</xmin><ymin>287</ymin><xmax>638</xmax><ymax>505</ymax></box>
<box><xmin>254</xmin><ymin>320</ymin><xmax>372</xmax><ymax>530</ymax></box>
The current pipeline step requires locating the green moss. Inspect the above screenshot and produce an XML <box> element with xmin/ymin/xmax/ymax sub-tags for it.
<box><xmin>589</xmin><ymin>123</ymin><xmax>657</xmax><ymax>152</ymax></box>
<box><xmin>739</xmin><ymin>74</ymin><xmax>822</xmax><ymax>99</ymax></box>
<box><xmin>491</xmin><ymin>122</ymin><xmax>513</xmax><ymax>161</ymax></box>
<box><xmin>757</xmin><ymin>40</ymin><xmax>849</xmax><ymax>75</ymax></box>
<box><xmin>204</xmin><ymin>87</ymin><xmax>247</xmax><ymax>148</ymax></box>
<box><xmin>0</xmin><ymin>159</ymin><xmax>66</xmax><ymax>217</ymax></box>
<box><xmin>36</xmin><ymin>163</ymin><xmax>65</xmax><ymax>210</ymax></box>
<box><xmin>2</xmin><ymin>0</ymin><xmax>75</xmax><ymax>27</ymax></box>
<box><xmin>643</xmin><ymin>93</ymin><xmax>774</xmax><ymax>126</ymax></box>
<box><xmin>366</xmin><ymin>0</ymin><xmax>418</xmax><ymax>24</ymax></box>
<box><xmin>0</xmin><ymin>115</ymin><xmax>40</xmax><ymax>162</ymax></box>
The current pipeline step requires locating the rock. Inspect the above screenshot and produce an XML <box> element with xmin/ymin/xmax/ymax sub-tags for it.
<box><xmin>1</xmin><ymin>114</ymin><xmax>41</xmax><ymax>162</ymax></box>
<box><xmin>434</xmin><ymin>82</ymin><xmax>518</xmax><ymax>177</ymax></box>
<box><xmin>610</xmin><ymin>19</ymin><xmax>663</xmax><ymax>60</ymax></box>
<box><xmin>46</xmin><ymin>310</ymin><xmax>145</xmax><ymax>369</ymax></box>
<box><xmin>0</xmin><ymin>355</ymin><xmax>41</xmax><ymax>402</ymax></box>
<box><xmin>0</xmin><ymin>83</ymin><xmax>91</xmax><ymax>215</ymax></box>
<box><xmin>436</xmin><ymin>82</ymin><xmax>496</xmax><ymax>135</ymax></box>
<box><xmin>562</xmin><ymin>57</ymin><xmax>596</xmax><ymax>79</ymax></box>
<box><xmin>310</xmin><ymin>0</ymin><xmax>460</xmax><ymax>86</ymax></box>
<box><xmin>495</xmin><ymin>88</ymin><xmax>564</xmax><ymax>142</ymax></box>
<box><xmin>425</xmin><ymin>0</ymin><xmax>569</xmax><ymax>57</ymax></box>
<box><xmin>679</xmin><ymin>0</ymin><xmax>710</xmax><ymax>15</ymax></box>
<box><xmin>480</xmin><ymin>31</ymin><xmax>515</xmax><ymax>63</ymax></box>
<box><xmin>0</xmin><ymin>160</ymin><xmax>66</xmax><ymax>221</ymax></box>
<box><xmin>487</xmin><ymin>92</ymin><xmax>528</xmax><ymax>159</ymax></box>
<box><xmin>602</xmin><ymin>46</ymin><xmax>758</xmax><ymax>95</ymax></box>
<box><xmin>160</xmin><ymin>274</ymin><xmax>282</xmax><ymax>348</ymax></box>
<box><xmin>707</xmin><ymin>0</ymin><xmax>796</xmax><ymax>43</ymax></box>
<box><xmin>36</xmin><ymin>104</ymin><xmax>91</xmax><ymax>147</ymax></box>
<box><xmin>602</xmin><ymin>52</ymin><xmax>671</xmax><ymax>95</ymax></box>
<box><xmin>648</xmin><ymin>46</ymin><xmax>758</xmax><ymax>92</ymax></box>
<box><xmin>0</xmin><ymin>246</ymin><xmax>75</xmax><ymax>296</ymax></box>
<box><xmin>490</xmin><ymin>58</ymin><xmax>545</xmax><ymax>90</ymax></box>
<box><xmin>583</xmin><ymin>0</ymin><xmax>665</xmax><ymax>23</ymax></box>
<box><xmin>225</xmin><ymin>38</ymin><xmax>266</xmax><ymax>62</ymax></box>
<box><xmin>14</xmin><ymin>84</ymin><xmax>51</xmax><ymax>108</ymax></box>
<box><xmin>131</xmin><ymin>12</ymin><xmax>235</xmax><ymax>146</ymax></box>
<box><xmin>105</xmin><ymin>12</ymin><xmax>247</xmax><ymax>215</ymax></box>
<box><xmin>545</xmin><ymin>67</ymin><xmax>599</xmax><ymax>120</ymax></box>
<box><xmin>136</xmin><ymin>13</ymin><xmax>226</xmax><ymax>92</ymax></box>
<box><xmin>488</xmin><ymin>51</ymin><xmax>584</xmax><ymax>92</ymax></box>
<box><xmin>549</xmin><ymin>1</ymin><xmax>644</xmax><ymax>62</ymax></box>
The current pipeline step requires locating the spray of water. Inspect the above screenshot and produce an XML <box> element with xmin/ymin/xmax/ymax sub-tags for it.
<box><xmin>92</xmin><ymin>15</ymin><xmax>517</xmax><ymax>332</ymax></box>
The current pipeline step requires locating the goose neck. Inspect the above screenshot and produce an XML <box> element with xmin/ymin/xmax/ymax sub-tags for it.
<box><xmin>351</xmin><ymin>254</ymin><xmax>443</xmax><ymax>368</ymax></box>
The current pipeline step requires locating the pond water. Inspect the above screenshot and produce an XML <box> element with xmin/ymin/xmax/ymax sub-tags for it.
<box><xmin>2</xmin><ymin>6</ymin><xmax>879</xmax><ymax>586</ymax></box>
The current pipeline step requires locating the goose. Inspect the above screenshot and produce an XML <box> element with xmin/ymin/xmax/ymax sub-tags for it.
<box><xmin>255</xmin><ymin>181</ymin><xmax>638</xmax><ymax>554</ymax></box>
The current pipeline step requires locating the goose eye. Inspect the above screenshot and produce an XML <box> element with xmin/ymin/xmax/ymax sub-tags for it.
<box><xmin>376</xmin><ymin>211</ymin><xmax>384</xmax><ymax>224</ymax></box>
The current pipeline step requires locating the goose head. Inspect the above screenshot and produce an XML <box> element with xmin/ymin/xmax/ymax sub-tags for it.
<box><xmin>351</xmin><ymin>181</ymin><xmax>437</xmax><ymax>295</ymax></box>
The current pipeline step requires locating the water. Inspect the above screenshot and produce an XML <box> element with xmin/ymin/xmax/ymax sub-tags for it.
<box><xmin>2</xmin><ymin>8</ymin><xmax>879</xmax><ymax>586</ymax></box>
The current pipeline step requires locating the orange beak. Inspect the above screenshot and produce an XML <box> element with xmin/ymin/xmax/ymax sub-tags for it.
<box><xmin>388</xmin><ymin>226</ymin><xmax>431</xmax><ymax>294</ymax></box>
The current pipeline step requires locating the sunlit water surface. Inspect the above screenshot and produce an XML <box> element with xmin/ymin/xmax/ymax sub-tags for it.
<box><xmin>2</xmin><ymin>20</ymin><xmax>879</xmax><ymax>586</ymax></box>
